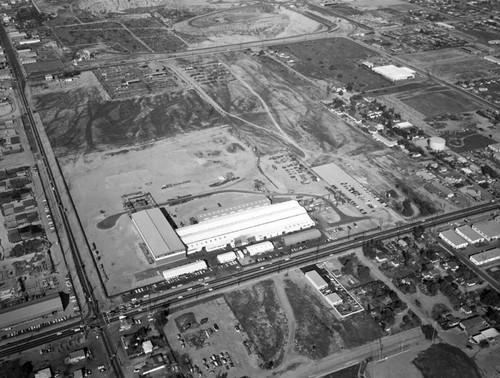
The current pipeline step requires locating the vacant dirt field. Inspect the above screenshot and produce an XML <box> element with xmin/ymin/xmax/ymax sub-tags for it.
<box><xmin>174</xmin><ymin>4</ymin><xmax>326</xmax><ymax>48</ymax></box>
<box><xmin>34</xmin><ymin>71</ymin><xmax>227</xmax><ymax>155</ymax></box>
<box><xmin>224</xmin><ymin>280</ymin><xmax>289</xmax><ymax>369</ymax></box>
<box><xmin>278</xmin><ymin>37</ymin><xmax>392</xmax><ymax>91</ymax></box>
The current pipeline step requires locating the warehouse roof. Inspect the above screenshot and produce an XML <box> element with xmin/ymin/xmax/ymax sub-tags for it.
<box><xmin>473</xmin><ymin>220</ymin><xmax>500</xmax><ymax>239</ymax></box>
<box><xmin>456</xmin><ymin>225</ymin><xmax>483</xmax><ymax>243</ymax></box>
<box><xmin>282</xmin><ymin>228</ymin><xmax>321</xmax><ymax>246</ymax></box>
<box><xmin>177</xmin><ymin>201</ymin><xmax>314</xmax><ymax>253</ymax></box>
<box><xmin>439</xmin><ymin>229</ymin><xmax>468</xmax><ymax>247</ymax></box>
<box><xmin>373</xmin><ymin>65</ymin><xmax>416</xmax><ymax>81</ymax></box>
<box><xmin>0</xmin><ymin>292</ymin><xmax>63</xmax><ymax>329</ymax></box>
<box><xmin>470</xmin><ymin>248</ymin><xmax>500</xmax><ymax>264</ymax></box>
<box><xmin>131</xmin><ymin>208</ymin><xmax>185</xmax><ymax>260</ymax></box>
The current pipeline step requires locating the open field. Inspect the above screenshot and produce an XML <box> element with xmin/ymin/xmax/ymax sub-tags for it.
<box><xmin>224</xmin><ymin>280</ymin><xmax>288</xmax><ymax>369</ymax></box>
<box><xmin>277</xmin><ymin>37</ymin><xmax>392</xmax><ymax>91</ymax></box>
<box><xmin>122</xmin><ymin>18</ymin><xmax>187</xmax><ymax>52</ymax></box>
<box><xmin>441</xmin><ymin>130</ymin><xmax>495</xmax><ymax>153</ymax></box>
<box><xmin>413</xmin><ymin>343</ymin><xmax>481</xmax><ymax>378</ymax></box>
<box><xmin>284</xmin><ymin>278</ymin><xmax>343</xmax><ymax>359</ymax></box>
<box><xmin>400</xmin><ymin>48</ymin><xmax>499</xmax><ymax>82</ymax></box>
<box><xmin>396</xmin><ymin>86</ymin><xmax>482</xmax><ymax>118</ymax></box>
<box><xmin>52</xmin><ymin>22</ymin><xmax>149</xmax><ymax>53</ymax></box>
<box><xmin>174</xmin><ymin>4</ymin><xmax>327</xmax><ymax>48</ymax></box>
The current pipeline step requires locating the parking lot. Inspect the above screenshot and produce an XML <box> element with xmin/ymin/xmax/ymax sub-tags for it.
<box><xmin>164</xmin><ymin>297</ymin><xmax>261</xmax><ymax>377</ymax></box>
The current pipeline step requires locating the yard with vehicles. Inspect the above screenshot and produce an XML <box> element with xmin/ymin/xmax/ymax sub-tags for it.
<box><xmin>224</xmin><ymin>280</ymin><xmax>288</xmax><ymax>369</ymax></box>
<box><xmin>164</xmin><ymin>297</ymin><xmax>261</xmax><ymax>377</ymax></box>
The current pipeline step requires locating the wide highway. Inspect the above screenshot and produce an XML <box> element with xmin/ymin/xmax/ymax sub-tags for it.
<box><xmin>0</xmin><ymin>24</ymin><xmax>124</xmax><ymax>378</ymax></box>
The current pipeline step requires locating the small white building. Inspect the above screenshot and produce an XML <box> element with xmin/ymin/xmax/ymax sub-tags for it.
<box><xmin>394</xmin><ymin>121</ymin><xmax>413</xmax><ymax>129</ymax></box>
<box><xmin>246</xmin><ymin>241</ymin><xmax>274</xmax><ymax>256</ymax></box>
<box><xmin>372</xmin><ymin>65</ymin><xmax>416</xmax><ymax>81</ymax></box>
<box><xmin>439</xmin><ymin>229</ymin><xmax>469</xmax><ymax>249</ymax></box>
<box><xmin>325</xmin><ymin>292</ymin><xmax>343</xmax><ymax>306</ymax></box>
<box><xmin>162</xmin><ymin>260</ymin><xmax>207</xmax><ymax>281</ymax></box>
<box><xmin>216</xmin><ymin>251</ymin><xmax>237</xmax><ymax>264</ymax></box>
<box><xmin>305</xmin><ymin>270</ymin><xmax>328</xmax><ymax>290</ymax></box>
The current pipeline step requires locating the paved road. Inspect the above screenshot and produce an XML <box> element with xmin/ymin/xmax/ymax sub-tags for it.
<box><xmin>278</xmin><ymin>327</ymin><xmax>426</xmax><ymax>378</ymax></box>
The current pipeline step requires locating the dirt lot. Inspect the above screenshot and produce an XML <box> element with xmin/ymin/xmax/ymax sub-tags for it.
<box><xmin>224</xmin><ymin>280</ymin><xmax>289</xmax><ymax>369</ymax></box>
<box><xmin>174</xmin><ymin>4</ymin><xmax>326</xmax><ymax>48</ymax></box>
<box><xmin>164</xmin><ymin>296</ymin><xmax>262</xmax><ymax>378</ymax></box>
<box><xmin>277</xmin><ymin>37</ymin><xmax>392</xmax><ymax>91</ymax></box>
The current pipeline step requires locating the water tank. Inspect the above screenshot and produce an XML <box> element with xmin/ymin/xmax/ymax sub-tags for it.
<box><xmin>429</xmin><ymin>136</ymin><xmax>446</xmax><ymax>151</ymax></box>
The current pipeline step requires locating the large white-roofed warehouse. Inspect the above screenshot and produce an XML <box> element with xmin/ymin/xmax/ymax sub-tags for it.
<box><xmin>176</xmin><ymin>200</ymin><xmax>315</xmax><ymax>254</ymax></box>
<box><xmin>131</xmin><ymin>208</ymin><xmax>186</xmax><ymax>261</ymax></box>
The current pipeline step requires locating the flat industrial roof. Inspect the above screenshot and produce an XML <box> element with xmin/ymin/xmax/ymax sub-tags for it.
<box><xmin>473</xmin><ymin>220</ymin><xmax>500</xmax><ymax>239</ymax></box>
<box><xmin>0</xmin><ymin>293</ymin><xmax>63</xmax><ymax>329</ymax></box>
<box><xmin>470</xmin><ymin>248</ymin><xmax>500</xmax><ymax>264</ymax></box>
<box><xmin>177</xmin><ymin>201</ymin><xmax>314</xmax><ymax>249</ymax></box>
<box><xmin>373</xmin><ymin>65</ymin><xmax>415</xmax><ymax>80</ymax></box>
<box><xmin>456</xmin><ymin>225</ymin><xmax>483</xmax><ymax>242</ymax></box>
<box><xmin>305</xmin><ymin>270</ymin><xmax>328</xmax><ymax>289</ymax></box>
<box><xmin>440</xmin><ymin>229</ymin><xmax>468</xmax><ymax>246</ymax></box>
<box><xmin>131</xmin><ymin>208</ymin><xmax>185</xmax><ymax>259</ymax></box>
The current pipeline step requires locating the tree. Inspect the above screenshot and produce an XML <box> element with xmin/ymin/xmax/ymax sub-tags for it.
<box><xmin>413</xmin><ymin>225</ymin><xmax>425</xmax><ymax>239</ymax></box>
<box><xmin>421</xmin><ymin>324</ymin><xmax>437</xmax><ymax>340</ymax></box>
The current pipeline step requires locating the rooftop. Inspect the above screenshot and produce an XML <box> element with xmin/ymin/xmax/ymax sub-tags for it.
<box><xmin>131</xmin><ymin>208</ymin><xmax>185</xmax><ymax>260</ymax></box>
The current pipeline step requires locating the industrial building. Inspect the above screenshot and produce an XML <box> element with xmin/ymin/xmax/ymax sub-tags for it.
<box><xmin>305</xmin><ymin>270</ymin><xmax>328</xmax><ymax>290</ymax></box>
<box><xmin>439</xmin><ymin>229</ymin><xmax>469</xmax><ymax>249</ymax></box>
<box><xmin>245</xmin><ymin>241</ymin><xmax>274</xmax><ymax>256</ymax></box>
<box><xmin>372</xmin><ymin>65</ymin><xmax>416</xmax><ymax>81</ymax></box>
<box><xmin>131</xmin><ymin>208</ymin><xmax>186</xmax><ymax>261</ymax></box>
<box><xmin>282</xmin><ymin>228</ymin><xmax>321</xmax><ymax>246</ymax></box>
<box><xmin>470</xmin><ymin>248</ymin><xmax>500</xmax><ymax>266</ymax></box>
<box><xmin>0</xmin><ymin>293</ymin><xmax>63</xmax><ymax>329</ymax></box>
<box><xmin>472</xmin><ymin>220</ymin><xmax>500</xmax><ymax>241</ymax></box>
<box><xmin>162</xmin><ymin>260</ymin><xmax>207</xmax><ymax>281</ymax></box>
<box><xmin>216</xmin><ymin>251</ymin><xmax>237</xmax><ymax>264</ymax></box>
<box><xmin>325</xmin><ymin>292</ymin><xmax>343</xmax><ymax>306</ymax></box>
<box><xmin>177</xmin><ymin>200</ymin><xmax>315</xmax><ymax>254</ymax></box>
<box><xmin>455</xmin><ymin>225</ymin><xmax>484</xmax><ymax>244</ymax></box>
